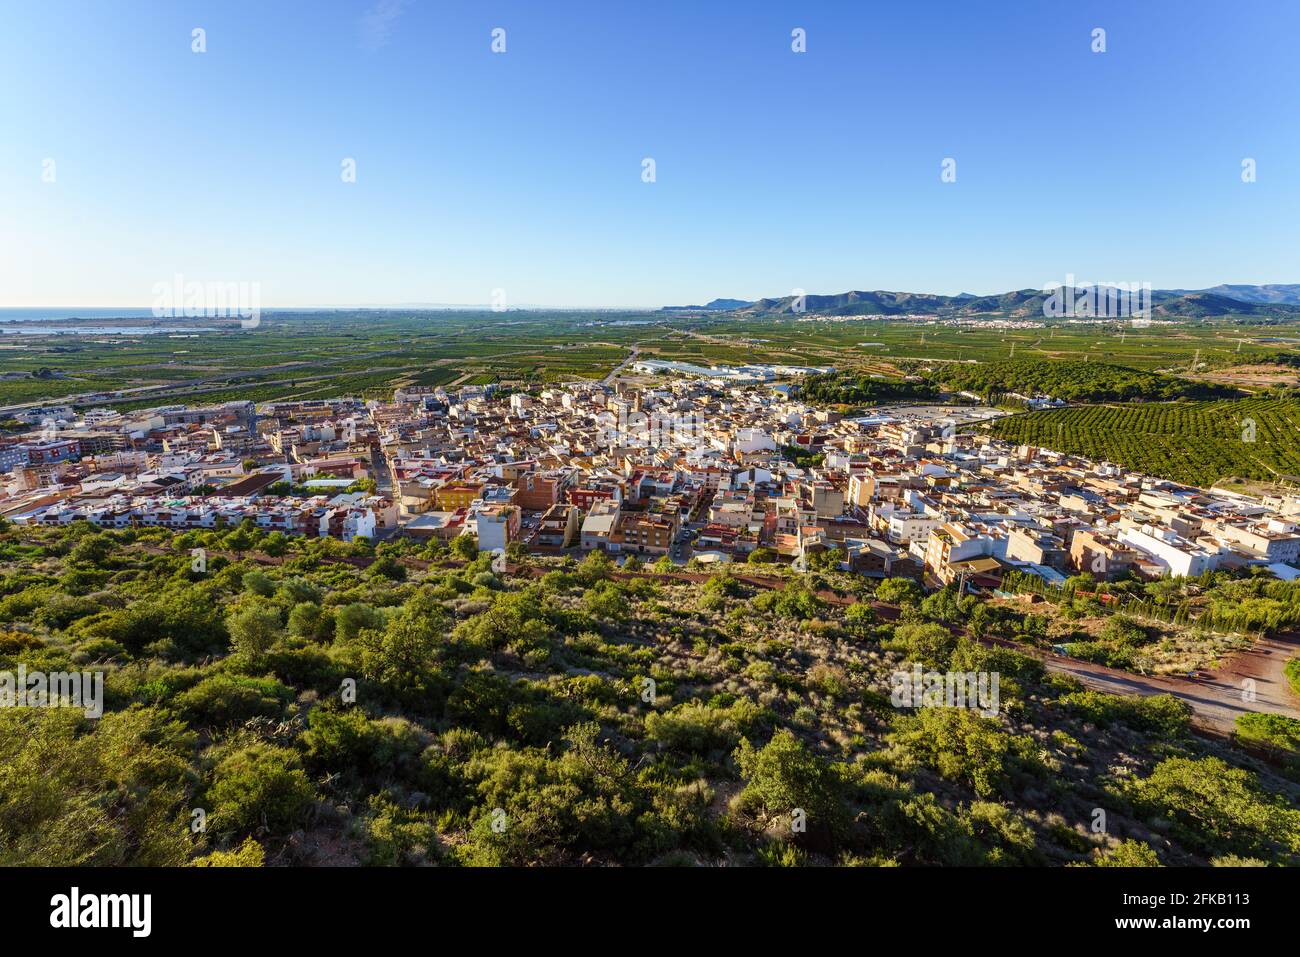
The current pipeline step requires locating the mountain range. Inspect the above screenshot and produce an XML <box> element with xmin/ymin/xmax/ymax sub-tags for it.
<box><xmin>664</xmin><ymin>285</ymin><xmax>1300</xmax><ymax>318</ymax></box>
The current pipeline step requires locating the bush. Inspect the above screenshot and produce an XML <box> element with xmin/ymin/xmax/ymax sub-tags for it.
<box><xmin>242</xmin><ymin>571</ymin><xmax>276</xmax><ymax>598</ymax></box>
<box><xmin>1093</xmin><ymin>839</ymin><xmax>1162</xmax><ymax>867</ymax></box>
<box><xmin>300</xmin><ymin>708</ymin><xmax>427</xmax><ymax>778</ymax></box>
<box><xmin>190</xmin><ymin>837</ymin><xmax>265</xmax><ymax>867</ymax></box>
<box><xmin>889</xmin><ymin>708</ymin><xmax>1035</xmax><ymax>798</ymax></box>
<box><xmin>334</xmin><ymin>602</ymin><xmax>385</xmax><ymax>643</ymax></box>
<box><xmin>1098</xmin><ymin>615</ymin><xmax>1149</xmax><ymax>648</ymax></box>
<box><xmin>287</xmin><ymin>601</ymin><xmax>327</xmax><ymax>641</ymax></box>
<box><xmin>1235</xmin><ymin>712</ymin><xmax>1300</xmax><ymax>754</ymax></box>
<box><xmin>1121</xmin><ymin>756</ymin><xmax>1300</xmax><ymax>861</ymax></box>
<box><xmin>1285</xmin><ymin>657</ymin><xmax>1300</xmax><ymax>696</ymax></box>
<box><xmin>226</xmin><ymin>602</ymin><xmax>283</xmax><ymax>658</ymax></box>
<box><xmin>752</xmin><ymin>584</ymin><xmax>824</xmax><ymax>620</ymax></box>
<box><xmin>0</xmin><ymin>708</ymin><xmax>193</xmax><ymax>866</ymax></box>
<box><xmin>1059</xmin><ymin>691</ymin><xmax>1190</xmax><ymax>738</ymax></box>
<box><xmin>174</xmin><ymin>673</ymin><xmax>293</xmax><ymax>728</ymax></box>
<box><xmin>887</xmin><ymin>622</ymin><xmax>958</xmax><ymax>669</ymax></box>
<box><xmin>208</xmin><ymin>744</ymin><xmax>315</xmax><ymax>836</ymax></box>
<box><xmin>645</xmin><ymin>699</ymin><xmax>761</xmax><ymax>754</ymax></box>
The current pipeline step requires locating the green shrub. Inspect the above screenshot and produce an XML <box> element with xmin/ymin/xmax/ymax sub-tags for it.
<box><xmin>1235</xmin><ymin>712</ymin><xmax>1300</xmax><ymax>753</ymax></box>
<box><xmin>208</xmin><ymin>743</ymin><xmax>315</xmax><ymax>835</ymax></box>
<box><xmin>174</xmin><ymin>673</ymin><xmax>293</xmax><ymax>728</ymax></box>
<box><xmin>645</xmin><ymin>699</ymin><xmax>761</xmax><ymax>754</ymax></box>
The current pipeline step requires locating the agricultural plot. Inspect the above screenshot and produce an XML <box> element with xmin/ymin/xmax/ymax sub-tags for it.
<box><xmin>989</xmin><ymin>399</ymin><xmax>1300</xmax><ymax>487</ymax></box>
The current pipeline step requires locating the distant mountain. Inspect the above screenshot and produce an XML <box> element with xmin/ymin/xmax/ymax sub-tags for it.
<box><xmin>660</xmin><ymin>298</ymin><xmax>753</xmax><ymax>311</ymax></box>
<box><xmin>1150</xmin><ymin>292</ymin><xmax>1296</xmax><ymax>318</ymax></box>
<box><xmin>695</xmin><ymin>286</ymin><xmax>1300</xmax><ymax>320</ymax></box>
<box><xmin>736</xmin><ymin>288</ymin><xmax>1059</xmax><ymax>317</ymax></box>
<box><xmin>1165</xmin><ymin>284</ymin><xmax>1300</xmax><ymax>306</ymax></box>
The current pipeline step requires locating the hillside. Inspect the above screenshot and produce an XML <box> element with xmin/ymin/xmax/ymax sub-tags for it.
<box><xmin>1168</xmin><ymin>284</ymin><xmax>1300</xmax><ymax>306</ymax></box>
<box><xmin>1150</xmin><ymin>292</ymin><xmax>1293</xmax><ymax>319</ymax></box>
<box><xmin>3</xmin><ymin>521</ymin><xmax>1299</xmax><ymax>867</ymax></box>
<box><xmin>989</xmin><ymin>398</ymin><xmax>1300</xmax><ymax>487</ymax></box>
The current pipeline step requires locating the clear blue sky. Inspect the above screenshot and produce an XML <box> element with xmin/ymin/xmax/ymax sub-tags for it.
<box><xmin>3</xmin><ymin>0</ymin><xmax>1297</xmax><ymax>309</ymax></box>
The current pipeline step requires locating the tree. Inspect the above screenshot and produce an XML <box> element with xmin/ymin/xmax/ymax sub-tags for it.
<box><xmin>355</xmin><ymin>594</ymin><xmax>447</xmax><ymax>690</ymax></box>
<box><xmin>227</xmin><ymin>602</ymin><xmax>282</xmax><ymax>658</ymax></box>
<box><xmin>876</xmin><ymin>577</ymin><xmax>924</xmax><ymax>607</ymax></box>
<box><xmin>734</xmin><ymin>730</ymin><xmax>847</xmax><ymax>846</ymax></box>
<box><xmin>804</xmin><ymin>547</ymin><xmax>842</xmax><ymax>573</ymax></box>
<box><xmin>920</xmin><ymin>585</ymin><xmax>961</xmax><ymax>623</ymax></box>
<box><xmin>287</xmin><ymin>601</ymin><xmax>327</xmax><ymax>641</ymax></box>
<box><xmin>575</xmin><ymin>549</ymin><xmax>614</xmax><ymax>586</ymax></box>
<box><xmin>450</xmin><ymin>534</ymin><xmax>478</xmax><ymax>561</ymax></box>
<box><xmin>843</xmin><ymin>602</ymin><xmax>876</xmax><ymax>635</ymax></box>
<box><xmin>68</xmin><ymin>533</ymin><xmax>114</xmax><ymax>567</ymax></box>
<box><xmin>261</xmin><ymin>531</ymin><xmax>290</xmax><ymax>557</ymax></box>
<box><xmin>222</xmin><ymin>525</ymin><xmax>255</xmax><ymax>554</ymax></box>
<box><xmin>334</xmin><ymin>602</ymin><xmax>385</xmax><ymax>643</ymax></box>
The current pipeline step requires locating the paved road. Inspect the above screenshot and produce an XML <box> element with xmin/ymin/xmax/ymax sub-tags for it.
<box><xmin>602</xmin><ymin>347</ymin><xmax>640</xmax><ymax>385</ymax></box>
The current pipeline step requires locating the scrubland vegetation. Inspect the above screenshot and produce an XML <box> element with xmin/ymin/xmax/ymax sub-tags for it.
<box><xmin>2</xmin><ymin>519</ymin><xmax>1298</xmax><ymax>867</ymax></box>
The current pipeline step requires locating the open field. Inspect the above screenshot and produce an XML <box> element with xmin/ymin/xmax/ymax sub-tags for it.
<box><xmin>5</xmin><ymin>311</ymin><xmax>1299</xmax><ymax>412</ymax></box>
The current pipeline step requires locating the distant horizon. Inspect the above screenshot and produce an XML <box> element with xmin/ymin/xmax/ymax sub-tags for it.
<box><xmin>4</xmin><ymin>279</ymin><xmax>1300</xmax><ymax>318</ymax></box>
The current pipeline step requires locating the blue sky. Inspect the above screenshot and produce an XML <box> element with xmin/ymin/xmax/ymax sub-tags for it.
<box><xmin>2</xmin><ymin>0</ymin><xmax>1298</xmax><ymax>308</ymax></box>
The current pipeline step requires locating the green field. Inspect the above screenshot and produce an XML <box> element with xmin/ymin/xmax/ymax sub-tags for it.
<box><xmin>6</xmin><ymin>311</ymin><xmax>1299</xmax><ymax>412</ymax></box>
<box><xmin>989</xmin><ymin>398</ymin><xmax>1300</xmax><ymax>487</ymax></box>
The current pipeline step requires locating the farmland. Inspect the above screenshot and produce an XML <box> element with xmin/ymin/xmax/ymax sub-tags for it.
<box><xmin>988</xmin><ymin>398</ymin><xmax>1300</xmax><ymax>488</ymax></box>
<box><xmin>5</xmin><ymin>310</ymin><xmax>1300</xmax><ymax>413</ymax></box>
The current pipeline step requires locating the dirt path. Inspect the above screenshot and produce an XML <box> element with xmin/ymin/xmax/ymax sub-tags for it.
<box><xmin>988</xmin><ymin>635</ymin><xmax>1297</xmax><ymax>733</ymax></box>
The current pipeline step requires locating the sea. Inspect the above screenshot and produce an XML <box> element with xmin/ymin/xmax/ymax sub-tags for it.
<box><xmin>0</xmin><ymin>307</ymin><xmax>217</xmax><ymax>335</ymax></box>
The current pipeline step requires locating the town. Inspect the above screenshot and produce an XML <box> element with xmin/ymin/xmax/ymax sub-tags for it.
<box><xmin>5</xmin><ymin>369</ymin><xmax>1298</xmax><ymax>594</ymax></box>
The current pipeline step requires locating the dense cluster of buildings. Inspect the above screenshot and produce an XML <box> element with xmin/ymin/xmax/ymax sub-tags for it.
<box><xmin>4</xmin><ymin>377</ymin><xmax>1299</xmax><ymax>589</ymax></box>
<box><xmin>1</xmin><ymin>399</ymin><xmax>394</xmax><ymax>542</ymax></box>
